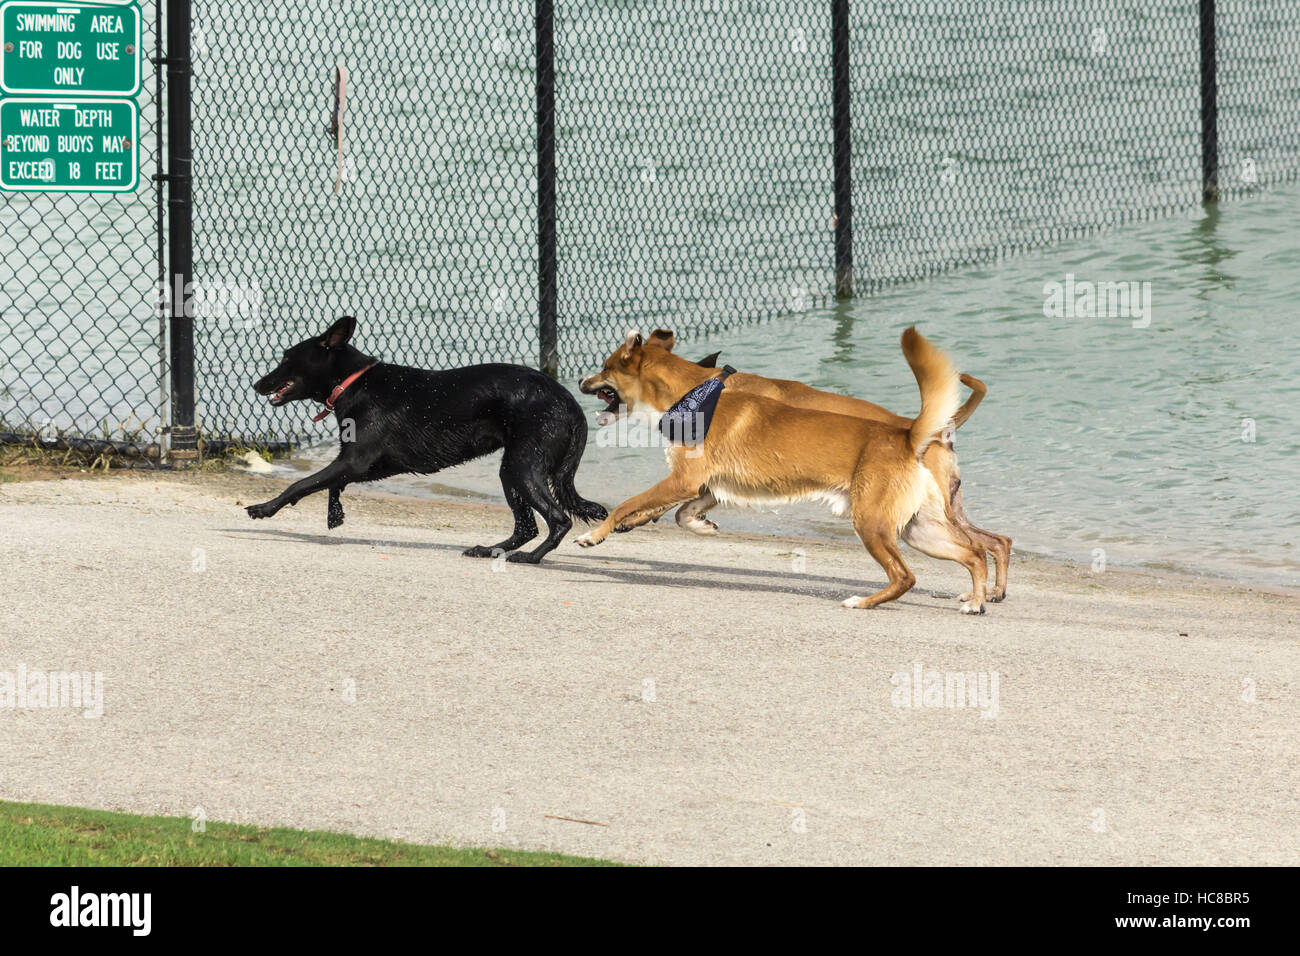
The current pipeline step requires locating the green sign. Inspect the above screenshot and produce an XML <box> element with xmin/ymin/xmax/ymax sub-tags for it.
<box><xmin>1</xmin><ymin>2</ymin><xmax>140</xmax><ymax>96</ymax></box>
<box><xmin>0</xmin><ymin>97</ymin><xmax>136</xmax><ymax>191</ymax></box>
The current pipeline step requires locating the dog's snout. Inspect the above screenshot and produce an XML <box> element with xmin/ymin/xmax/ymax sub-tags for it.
<box><xmin>253</xmin><ymin>364</ymin><xmax>289</xmax><ymax>395</ymax></box>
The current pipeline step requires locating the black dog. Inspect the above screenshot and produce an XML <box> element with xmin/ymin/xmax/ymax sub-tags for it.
<box><xmin>246</xmin><ymin>316</ymin><xmax>606</xmax><ymax>563</ymax></box>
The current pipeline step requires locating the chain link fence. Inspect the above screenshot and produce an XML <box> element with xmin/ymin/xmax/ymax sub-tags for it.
<box><xmin>1216</xmin><ymin>0</ymin><xmax>1300</xmax><ymax>201</ymax></box>
<box><xmin>554</xmin><ymin>1</ymin><xmax>834</xmax><ymax>368</ymax></box>
<box><xmin>190</xmin><ymin>0</ymin><xmax>538</xmax><ymax>446</ymax></box>
<box><xmin>850</xmin><ymin>1</ymin><xmax>1203</xmax><ymax>288</ymax></box>
<box><xmin>2</xmin><ymin>0</ymin><xmax>1300</xmax><ymax>450</ymax></box>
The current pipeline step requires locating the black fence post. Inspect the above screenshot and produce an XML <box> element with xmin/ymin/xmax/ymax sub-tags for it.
<box><xmin>832</xmin><ymin>0</ymin><xmax>853</xmax><ymax>297</ymax></box>
<box><xmin>536</xmin><ymin>0</ymin><xmax>558</xmax><ymax>377</ymax></box>
<box><xmin>166</xmin><ymin>0</ymin><xmax>197</xmax><ymax>454</ymax></box>
<box><xmin>1199</xmin><ymin>0</ymin><xmax>1218</xmax><ymax>203</ymax></box>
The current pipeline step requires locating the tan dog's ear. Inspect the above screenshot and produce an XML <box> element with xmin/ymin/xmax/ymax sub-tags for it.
<box><xmin>696</xmin><ymin>351</ymin><xmax>720</xmax><ymax>368</ymax></box>
<box><xmin>647</xmin><ymin>329</ymin><xmax>675</xmax><ymax>352</ymax></box>
<box><xmin>622</xmin><ymin>329</ymin><xmax>643</xmax><ymax>359</ymax></box>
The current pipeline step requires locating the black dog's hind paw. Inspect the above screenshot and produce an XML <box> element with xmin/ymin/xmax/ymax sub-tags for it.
<box><xmin>462</xmin><ymin>545</ymin><xmax>497</xmax><ymax>558</ymax></box>
<box><xmin>327</xmin><ymin>498</ymin><xmax>345</xmax><ymax>529</ymax></box>
<box><xmin>504</xmin><ymin>550</ymin><xmax>543</xmax><ymax>564</ymax></box>
<box><xmin>246</xmin><ymin>502</ymin><xmax>275</xmax><ymax>519</ymax></box>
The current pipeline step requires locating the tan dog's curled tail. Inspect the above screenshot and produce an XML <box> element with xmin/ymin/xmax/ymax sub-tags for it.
<box><xmin>900</xmin><ymin>326</ymin><xmax>961</xmax><ymax>458</ymax></box>
<box><xmin>952</xmin><ymin>372</ymin><xmax>987</xmax><ymax>430</ymax></box>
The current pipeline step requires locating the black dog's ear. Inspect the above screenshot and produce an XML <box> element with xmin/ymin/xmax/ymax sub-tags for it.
<box><xmin>321</xmin><ymin>315</ymin><xmax>356</xmax><ymax>348</ymax></box>
<box><xmin>696</xmin><ymin>351</ymin><xmax>721</xmax><ymax>368</ymax></box>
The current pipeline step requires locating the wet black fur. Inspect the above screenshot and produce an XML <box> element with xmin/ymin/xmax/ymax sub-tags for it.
<box><xmin>247</xmin><ymin>316</ymin><xmax>606</xmax><ymax>563</ymax></box>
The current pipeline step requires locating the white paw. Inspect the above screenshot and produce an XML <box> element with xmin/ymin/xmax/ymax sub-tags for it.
<box><xmin>684</xmin><ymin>517</ymin><xmax>719</xmax><ymax>536</ymax></box>
<box><xmin>959</xmin><ymin>602</ymin><xmax>986</xmax><ymax>615</ymax></box>
<box><xmin>842</xmin><ymin>595</ymin><xmax>871</xmax><ymax>609</ymax></box>
<box><xmin>575</xmin><ymin>533</ymin><xmax>595</xmax><ymax>548</ymax></box>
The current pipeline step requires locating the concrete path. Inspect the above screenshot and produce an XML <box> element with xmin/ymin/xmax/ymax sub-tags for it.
<box><xmin>1</xmin><ymin>470</ymin><xmax>1295</xmax><ymax>865</ymax></box>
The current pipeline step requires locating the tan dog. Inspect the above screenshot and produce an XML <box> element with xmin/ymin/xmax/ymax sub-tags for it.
<box><xmin>576</xmin><ymin>327</ymin><xmax>991</xmax><ymax>613</ymax></box>
<box><xmin>580</xmin><ymin>328</ymin><xmax>1012</xmax><ymax>602</ymax></box>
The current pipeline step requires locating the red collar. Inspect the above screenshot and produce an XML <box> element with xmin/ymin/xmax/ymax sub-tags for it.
<box><xmin>313</xmin><ymin>364</ymin><xmax>375</xmax><ymax>422</ymax></box>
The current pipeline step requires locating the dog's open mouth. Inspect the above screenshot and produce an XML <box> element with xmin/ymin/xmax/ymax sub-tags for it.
<box><xmin>594</xmin><ymin>386</ymin><xmax>622</xmax><ymax>426</ymax></box>
<box><xmin>267</xmin><ymin>380</ymin><xmax>297</xmax><ymax>406</ymax></box>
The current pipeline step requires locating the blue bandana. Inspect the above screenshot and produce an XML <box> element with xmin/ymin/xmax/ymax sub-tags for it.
<box><xmin>659</xmin><ymin>366</ymin><xmax>736</xmax><ymax>445</ymax></box>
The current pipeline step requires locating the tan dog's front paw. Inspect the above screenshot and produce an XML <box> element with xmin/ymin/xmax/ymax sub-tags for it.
<box><xmin>575</xmin><ymin>529</ymin><xmax>607</xmax><ymax>548</ymax></box>
<box><xmin>841</xmin><ymin>595</ymin><xmax>873</xmax><ymax>609</ymax></box>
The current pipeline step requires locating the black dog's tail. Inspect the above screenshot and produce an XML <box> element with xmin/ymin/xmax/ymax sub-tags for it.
<box><xmin>553</xmin><ymin>417</ymin><xmax>607</xmax><ymax>524</ymax></box>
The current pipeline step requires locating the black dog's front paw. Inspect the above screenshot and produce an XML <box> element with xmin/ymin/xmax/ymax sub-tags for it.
<box><xmin>246</xmin><ymin>502</ymin><xmax>276</xmax><ymax>520</ymax></box>
<box><xmin>462</xmin><ymin>545</ymin><xmax>496</xmax><ymax>558</ymax></box>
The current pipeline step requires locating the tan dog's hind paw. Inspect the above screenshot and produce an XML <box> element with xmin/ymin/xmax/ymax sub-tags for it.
<box><xmin>682</xmin><ymin>516</ymin><xmax>719</xmax><ymax>536</ymax></box>
<box><xmin>842</xmin><ymin>595</ymin><xmax>874</xmax><ymax>609</ymax></box>
<box><xmin>959</xmin><ymin>601</ymin><xmax>986</xmax><ymax>615</ymax></box>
